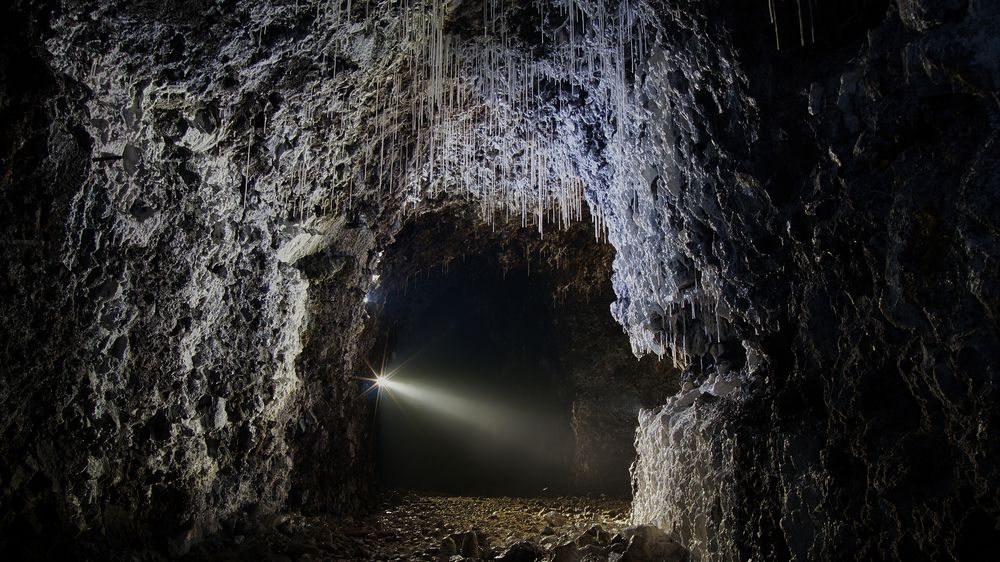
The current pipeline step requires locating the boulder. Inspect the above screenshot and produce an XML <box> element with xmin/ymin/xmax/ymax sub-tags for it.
<box><xmin>552</xmin><ymin>540</ymin><xmax>581</xmax><ymax>562</ymax></box>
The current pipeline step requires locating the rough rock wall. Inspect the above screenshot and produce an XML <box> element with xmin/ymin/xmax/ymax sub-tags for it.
<box><xmin>1</xmin><ymin>0</ymin><xmax>393</xmax><ymax>555</ymax></box>
<box><xmin>628</xmin><ymin>0</ymin><xmax>1000</xmax><ymax>560</ymax></box>
<box><xmin>0</xmin><ymin>0</ymin><xmax>100</xmax><ymax>552</ymax></box>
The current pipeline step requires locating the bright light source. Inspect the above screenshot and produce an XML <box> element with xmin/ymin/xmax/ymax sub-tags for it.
<box><xmin>376</xmin><ymin>376</ymin><xmax>401</xmax><ymax>391</ymax></box>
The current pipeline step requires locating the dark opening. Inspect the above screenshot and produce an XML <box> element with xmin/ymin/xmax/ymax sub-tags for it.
<box><xmin>374</xmin><ymin>251</ymin><xmax>574</xmax><ymax>495</ymax></box>
<box><xmin>364</xmin><ymin>209</ymin><xmax>677</xmax><ymax>498</ymax></box>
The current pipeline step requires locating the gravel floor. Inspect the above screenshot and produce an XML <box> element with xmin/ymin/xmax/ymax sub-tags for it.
<box><xmin>184</xmin><ymin>492</ymin><xmax>633</xmax><ymax>561</ymax></box>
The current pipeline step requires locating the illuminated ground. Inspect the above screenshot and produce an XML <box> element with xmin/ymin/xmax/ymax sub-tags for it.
<box><xmin>183</xmin><ymin>492</ymin><xmax>631</xmax><ymax>561</ymax></box>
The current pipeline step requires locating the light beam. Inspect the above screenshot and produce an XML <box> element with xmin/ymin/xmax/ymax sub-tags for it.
<box><xmin>375</xmin><ymin>377</ymin><xmax>564</xmax><ymax>464</ymax></box>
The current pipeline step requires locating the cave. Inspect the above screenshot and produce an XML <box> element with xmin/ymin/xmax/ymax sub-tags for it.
<box><xmin>2</xmin><ymin>0</ymin><xmax>999</xmax><ymax>561</ymax></box>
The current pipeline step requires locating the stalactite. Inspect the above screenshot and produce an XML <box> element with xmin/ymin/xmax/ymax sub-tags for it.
<box><xmin>294</xmin><ymin>0</ymin><xmax>702</xmax><ymax>364</ymax></box>
<box><xmin>768</xmin><ymin>0</ymin><xmax>780</xmax><ymax>50</ymax></box>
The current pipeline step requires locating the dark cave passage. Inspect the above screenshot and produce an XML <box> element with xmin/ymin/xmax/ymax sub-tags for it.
<box><xmin>372</xmin><ymin>252</ymin><xmax>574</xmax><ymax>495</ymax></box>
<box><xmin>366</xmin><ymin>210</ymin><xmax>676</xmax><ymax>497</ymax></box>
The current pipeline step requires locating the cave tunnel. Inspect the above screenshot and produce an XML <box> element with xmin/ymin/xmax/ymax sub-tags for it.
<box><xmin>367</xmin><ymin>210</ymin><xmax>674</xmax><ymax>498</ymax></box>
<box><xmin>2</xmin><ymin>0</ymin><xmax>1000</xmax><ymax>561</ymax></box>
<box><xmin>372</xmin><ymin>235</ymin><xmax>577</xmax><ymax>497</ymax></box>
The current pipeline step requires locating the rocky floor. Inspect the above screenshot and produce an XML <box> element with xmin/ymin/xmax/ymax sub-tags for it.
<box><xmin>183</xmin><ymin>492</ymin><xmax>686</xmax><ymax>561</ymax></box>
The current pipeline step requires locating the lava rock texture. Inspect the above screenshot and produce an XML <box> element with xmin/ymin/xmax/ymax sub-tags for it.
<box><xmin>1</xmin><ymin>0</ymin><xmax>998</xmax><ymax>560</ymax></box>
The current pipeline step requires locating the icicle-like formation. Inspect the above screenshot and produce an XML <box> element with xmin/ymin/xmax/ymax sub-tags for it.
<box><xmin>271</xmin><ymin>0</ymin><xmax>653</xmax><ymax>240</ymax></box>
<box><xmin>767</xmin><ymin>0</ymin><xmax>817</xmax><ymax>50</ymax></box>
<box><xmin>279</xmin><ymin>0</ymin><xmax>712</xmax><ymax>364</ymax></box>
<box><xmin>323</xmin><ymin>0</ymin><xmax>656</xmax><ymax>239</ymax></box>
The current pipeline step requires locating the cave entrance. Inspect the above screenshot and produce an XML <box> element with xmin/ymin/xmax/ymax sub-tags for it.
<box><xmin>365</xmin><ymin>208</ymin><xmax>676</xmax><ymax>498</ymax></box>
